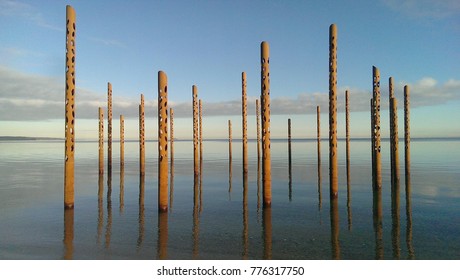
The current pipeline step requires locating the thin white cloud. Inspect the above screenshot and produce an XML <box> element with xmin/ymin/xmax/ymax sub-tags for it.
<box><xmin>88</xmin><ymin>37</ymin><xmax>127</xmax><ymax>48</ymax></box>
<box><xmin>381</xmin><ymin>0</ymin><xmax>460</xmax><ymax>19</ymax></box>
<box><xmin>0</xmin><ymin>0</ymin><xmax>62</xmax><ymax>31</ymax></box>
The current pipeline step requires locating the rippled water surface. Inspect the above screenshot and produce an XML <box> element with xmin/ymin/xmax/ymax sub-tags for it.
<box><xmin>0</xmin><ymin>139</ymin><xmax>459</xmax><ymax>259</ymax></box>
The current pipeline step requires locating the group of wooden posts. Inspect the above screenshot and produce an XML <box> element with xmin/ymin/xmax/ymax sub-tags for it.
<box><xmin>64</xmin><ymin>6</ymin><xmax>410</xmax><ymax>214</ymax></box>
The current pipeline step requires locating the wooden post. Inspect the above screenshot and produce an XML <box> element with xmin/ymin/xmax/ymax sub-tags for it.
<box><xmin>199</xmin><ymin>99</ymin><xmax>203</xmax><ymax>162</ymax></box>
<box><xmin>107</xmin><ymin>82</ymin><xmax>112</xmax><ymax>173</ymax></box>
<box><xmin>98</xmin><ymin>107</ymin><xmax>104</xmax><ymax>175</ymax></box>
<box><xmin>390</xmin><ymin>97</ymin><xmax>400</xmax><ymax>186</ymax></box>
<box><xmin>139</xmin><ymin>94</ymin><xmax>145</xmax><ymax>175</ymax></box>
<box><xmin>170</xmin><ymin>108</ymin><xmax>174</xmax><ymax>161</ymax></box>
<box><xmin>242</xmin><ymin>72</ymin><xmax>248</xmax><ymax>174</ymax></box>
<box><xmin>404</xmin><ymin>85</ymin><xmax>410</xmax><ymax>185</ymax></box>
<box><xmin>64</xmin><ymin>5</ymin><xmax>76</xmax><ymax>209</ymax></box>
<box><xmin>329</xmin><ymin>24</ymin><xmax>338</xmax><ymax>198</ymax></box>
<box><xmin>193</xmin><ymin>85</ymin><xmax>199</xmax><ymax>177</ymax></box>
<box><xmin>345</xmin><ymin>90</ymin><xmax>350</xmax><ymax>184</ymax></box>
<box><xmin>389</xmin><ymin>77</ymin><xmax>395</xmax><ymax>185</ymax></box>
<box><xmin>228</xmin><ymin>120</ymin><xmax>232</xmax><ymax>195</ymax></box>
<box><xmin>372</xmin><ymin>66</ymin><xmax>382</xmax><ymax>188</ymax></box>
<box><xmin>261</xmin><ymin>41</ymin><xmax>271</xmax><ymax>207</ymax></box>
<box><xmin>158</xmin><ymin>71</ymin><xmax>168</xmax><ymax>212</ymax></box>
<box><xmin>345</xmin><ymin>90</ymin><xmax>352</xmax><ymax>231</ymax></box>
<box><xmin>288</xmin><ymin>118</ymin><xmax>292</xmax><ymax>201</ymax></box>
<box><xmin>317</xmin><ymin>105</ymin><xmax>322</xmax><ymax>210</ymax></box>
<box><xmin>371</xmin><ymin>98</ymin><xmax>375</xmax><ymax>185</ymax></box>
<box><xmin>120</xmin><ymin>115</ymin><xmax>124</xmax><ymax>167</ymax></box>
<box><xmin>228</xmin><ymin>120</ymin><xmax>232</xmax><ymax>161</ymax></box>
<box><xmin>256</xmin><ymin>99</ymin><xmax>261</xmax><ymax>161</ymax></box>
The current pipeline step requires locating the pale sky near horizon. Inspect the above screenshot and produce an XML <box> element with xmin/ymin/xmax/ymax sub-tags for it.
<box><xmin>1</xmin><ymin>0</ymin><xmax>459</xmax><ymax>140</ymax></box>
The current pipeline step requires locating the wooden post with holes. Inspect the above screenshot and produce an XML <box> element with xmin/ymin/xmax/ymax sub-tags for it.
<box><xmin>329</xmin><ymin>24</ymin><xmax>338</xmax><ymax>198</ymax></box>
<box><xmin>170</xmin><ymin>108</ymin><xmax>174</xmax><ymax>162</ymax></box>
<box><xmin>389</xmin><ymin>78</ymin><xmax>400</xmax><ymax>186</ymax></box>
<box><xmin>139</xmin><ymin>94</ymin><xmax>145</xmax><ymax>175</ymax></box>
<box><xmin>64</xmin><ymin>5</ymin><xmax>76</xmax><ymax>209</ymax></box>
<box><xmin>199</xmin><ymin>99</ymin><xmax>203</xmax><ymax>162</ymax></box>
<box><xmin>120</xmin><ymin>115</ymin><xmax>124</xmax><ymax>167</ymax></box>
<box><xmin>345</xmin><ymin>90</ymin><xmax>350</xmax><ymax>182</ymax></box>
<box><xmin>256</xmin><ymin>99</ymin><xmax>261</xmax><ymax>161</ymax></box>
<box><xmin>404</xmin><ymin>85</ymin><xmax>410</xmax><ymax>183</ymax></box>
<box><xmin>261</xmin><ymin>41</ymin><xmax>271</xmax><ymax>207</ymax></box>
<box><xmin>192</xmin><ymin>85</ymin><xmax>199</xmax><ymax>177</ymax></box>
<box><xmin>389</xmin><ymin>77</ymin><xmax>395</xmax><ymax>184</ymax></box>
<box><xmin>242</xmin><ymin>72</ymin><xmax>248</xmax><ymax>174</ymax></box>
<box><xmin>158</xmin><ymin>71</ymin><xmax>168</xmax><ymax>212</ymax></box>
<box><xmin>372</xmin><ymin>66</ymin><xmax>382</xmax><ymax>188</ymax></box>
<box><xmin>107</xmin><ymin>82</ymin><xmax>112</xmax><ymax>173</ymax></box>
<box><xmin>98</xmin><ymin>107</ymin><xmax>104</xmax><ymax>175</ymax></box>
<box><xmin>228</xmin><ymin>120</ymin><xmax>232</xmax><ymax>161</ymax></box>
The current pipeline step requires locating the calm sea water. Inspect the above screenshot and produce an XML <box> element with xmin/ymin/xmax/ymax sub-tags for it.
<box><xmin>0</xmin><ymin>138</ymin><xmax>459</xmax><ymax>260</ymax></box>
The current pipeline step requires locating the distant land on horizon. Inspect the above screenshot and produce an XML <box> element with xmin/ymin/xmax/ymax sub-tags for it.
<box><xmin>0</xmin><ymin>136</ymin><xmax>63</xmax><ymax>141</ymax></box>
<box><xmin>2</xmin><ymin>136</ymin><xmax>459</xmax><ymax>142</ymax></box>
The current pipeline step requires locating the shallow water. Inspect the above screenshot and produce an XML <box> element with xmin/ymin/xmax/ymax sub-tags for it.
<box><xmin>0</xmin><ymin>138</ymin><xmax>459</xmax><ymax>259</ymax></box>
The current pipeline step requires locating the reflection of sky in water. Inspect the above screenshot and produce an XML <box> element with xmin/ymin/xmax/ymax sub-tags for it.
<box><xmin>0</xmin><ymin>139</ymin><xmax>459</xmax><ymax>259</ymax></box>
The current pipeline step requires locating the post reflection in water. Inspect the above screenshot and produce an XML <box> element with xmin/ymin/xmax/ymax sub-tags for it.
<box><xmin>317</xmin><ymin>139</ymin><xmax>322</xmax><ymax>212</ymax></box>
<box><xmin>330</xmin><ymin>198</ymin><xmax>341</xmax><ymax>259</ymax></box>
<box><xmin>346</xmin><ymin>154</ymin><xmax>352</xmax><ymax>231</ymax></box>
<box><xmin>373</xmin><ymin>187</ymin><xmax>384</xmax><ymax>259</ymax></box>
<box><xmin>192</xmin><ymin>175</ymin><xmax>200</xmax><ymax>259</ymax></box>
<box><xmin>157</xmin><ymin>211</ymin><xmax>168</xmax><ymax>260</ymax></box>
<box><xmin>262</xmin><ymin>206</ymin><xmax>272</xmax><ymax>260</ymax></box>
<box><xmin>119</xmin><ymin>165</ymin><xmax>124</xmax><ymax>214</ymax></box>
<box><xmin>200</xmin><ymin>160</ymin><xmax>203</xmax><ymax>214</ymax></box>
<box><xmin>242</xmin><ymin>172</ymin><xmax>249</xmax><ymax>259</ymax></box>
<box><xmin>228</xmin><ymin>156</ymin><xmax>232</xmax><ymax>201</ymax></box>
<box><xmin>97</xmin><ymin>174</ymin><xmax>104</xmax><ymax>244</ymax></box>
<box><xmin>137</xmin><ymin>175</ymin><xmax>145</xmax><ymax>250</ymax></box>
<box><xmin>391</xmin><ymin>175</ymin><xmax>401</xmax><ymax>259</ymax></box>
<box><xmin>288</xmin><ymin>119</ymin><xmax>292</xmax><ymax>202</ymax></box>
<box><xmin>105</xmin><ymin>171</ymin><xmax>112</xmax><ymax>249</ymax></box>
<box><xmin>63</xmin><ymin>208</ymin><xmax>74</xmax><ymax>260</ymax></box>
<box><xmin>257</xmin><ymin>158</ymin><xmax>261</xmax><ymax>223</ymax></box>
<box><xmin>405</xmin><ymin>174</ymin><xmax>415</xmax><ymax>259</ymax></box>
<box><xmin>169</xmin><ymin>157</ymin><xmax>174</xmax><ymax>212</ymax></box>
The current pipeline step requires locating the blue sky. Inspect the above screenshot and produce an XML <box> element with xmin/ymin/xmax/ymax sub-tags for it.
<box><xmin>0</xmin><ymin>0</ymin><xmax>459</xmax><ymax>139</ymax></box>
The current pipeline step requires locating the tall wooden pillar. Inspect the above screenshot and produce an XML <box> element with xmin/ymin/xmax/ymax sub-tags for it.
<box><xmin>139</xmin><ymin>94</ymin><xmax>145</xmax><ymax>175</ymax></box>
<box><xmin>64</xmin><ymin>5</ymin><xmax>76</xmax><ymax>209</ymax></box>
<box><xmin>329</xmin><ymin>24</ymin><xmax>338</xmax><ymax>198</ymax></box>
<box><xmin>120</xmin><ymin>115</ymin><xmax>124</xmax><ymax>167</ymax></box>
<box><xmin>404</xmin><ymin>85</ymin><xmax>411</xmax><ymax>184</ymax></box>
<box><xmin>261</xmin><ymin>41</ymin><xmax>272</xmax><ymax>207</ymax></box>
<box><xmin>199</xmin><ymin>99</ymin><xmax>203</xmax><ymax>161</ymax></box>
<box><xmin>158</xmin><ymin>71</ymin><xmax>168</xmax><ymax>212</ymax></box>
<box><xmin>192</xmin><ymin>85</ymin><xmax>199</xmax><ymax>177</ymax></box>
<box><xmin>242</xmin><ymin>72</ymin><xmax>248</xmax><ymax>174</ymax></box>
<box><xmin>372</xmin><ymin>66</ymin><xmax>382</xmax><ymax>188</ymax></box>
<box><xmin>107</xmin><ymin>82</ymin><xmax>112</xmax><ymax>173</ymax></box>
<box><xmin>98</xmin><ymin>107</ymin><xmax>104</xmax><ymax>175</ymax></box>
<box><xmin>256</xmin><ymin>99</ymin><xmax>261</xmax><ymax>161</ymax></box>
